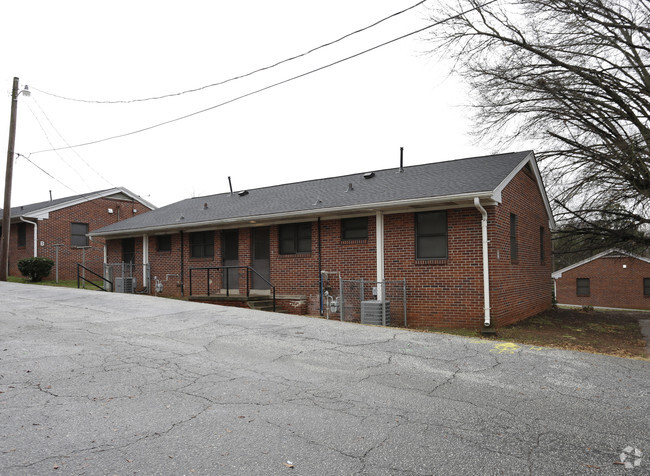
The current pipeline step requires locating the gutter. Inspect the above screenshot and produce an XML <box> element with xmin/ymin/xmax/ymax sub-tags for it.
<box><xmin>473</xmin><ymin>198</ymin><xmax>491</xmax><ymax>327</ymax></box>
<box><xmin>19</xmin><ymin>216</ymin><xmax>38</xmax><ymax>257</ymax></box>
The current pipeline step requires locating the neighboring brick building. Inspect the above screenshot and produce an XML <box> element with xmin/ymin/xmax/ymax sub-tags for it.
<box><xmin>91</xmin><ymin>151</ymin><xmax>555</xmax><ymax>328</ymax></box>
<box><xmin>552</xmin><ymin>249</ymin><xmax>650</xmax><ymax>310</ymax></box>
<box><xmin>0</xmin><ymin>188</ymin><xmax>155</xmax><ymax>280</ymax></box>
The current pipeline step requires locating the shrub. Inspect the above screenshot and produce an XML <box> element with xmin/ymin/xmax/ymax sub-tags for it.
<box><xmin>17</xmin><ymin>257</ymin><xmax>55</xmax><ymax>282</ymax></box>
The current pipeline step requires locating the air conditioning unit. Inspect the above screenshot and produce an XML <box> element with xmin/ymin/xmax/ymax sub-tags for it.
<box><xmin>115</xmin><ymin>277</ymin><xmax>136</xmax><ymax>293</ymax></box>
<box><xmin>361</xmin><ymin>300</ymin><xmax>390</xmax><ymax>326</ymax></box>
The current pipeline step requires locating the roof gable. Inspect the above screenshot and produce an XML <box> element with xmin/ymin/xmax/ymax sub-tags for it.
<box><xmin>1</xmin><ymin>187</ymin><xmax>156</xmax><ymax>221</ymax></box>
<box><xmin>552</xmin><ymin>248</ymin><xmax>650</xmax><ymax>278</ymax></box>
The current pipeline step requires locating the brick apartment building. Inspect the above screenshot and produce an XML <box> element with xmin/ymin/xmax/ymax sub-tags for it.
<box><xmin>91</xmin><ymin>151</ymin><xmax>555</xmax><ymax>328</ymax></box>
<box><xmin>553</xmin><ymin>249</ymin><xmax>650</xmax><ymax>310</ymax></box>
<box><xmin>0</xmin><ymin>188</ymin><xmax>155</xmax><ymax>280</ymax></box>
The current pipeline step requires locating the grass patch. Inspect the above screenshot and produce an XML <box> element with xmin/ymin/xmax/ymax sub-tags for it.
<box><xmin>423</xmin><ymin>308</ymin><xmax>648</xmax><ymax>359</ymax></box>
<box><xmin>8</xmin><ymin>275</ymin><xmax>104</xmax><ymax>289</ymax></box>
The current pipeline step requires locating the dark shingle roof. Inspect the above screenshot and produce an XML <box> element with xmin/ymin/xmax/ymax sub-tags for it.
<box><xmin>92</xmin><ymin>151</ymin><xmax>537</xmax><ymax>236</ymax></box>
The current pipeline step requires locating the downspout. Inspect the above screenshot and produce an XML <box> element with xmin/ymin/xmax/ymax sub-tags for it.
<box><xmin>474</xmin><ymin>198</ymin><xmax>491</xmax><ymax>327</ymax></box>
<box><xmin>318</xmin><ymin>217</ymin><xmax>323</xmax><ymax>316</ymax></box>
<box><xmin>19</xmin><ymin>216</ymin><xmax>38</xmax><ymax>257</ymax></box>
<box><xmin>376</xmin><ymin>211</ymin><xmax>385</xmax><ymax>301</ymax></box>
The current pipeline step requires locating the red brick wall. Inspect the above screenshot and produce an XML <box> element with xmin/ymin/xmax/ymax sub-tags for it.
<box><xmin>104</xmin><ymin>168</ymin><xmax>552</xmax><ymax>328</ymax></box>
<box><xmin>489</xmin><ymin>168</ymin><xmax>553</xmax><ymax>326</ymax></box>
<box><xmin>8</xmin><ymin>197</ymin><xmax>153</xmax><ymax>280</ymax></box>
<box><xmin>6</xmin><ymin>222</ymin><xmax>34</xmax><ymax>275</ymax></box>
<box><xmin>147</xmin><ymin>233</ymin><xmax>186</xmax><ymax>294</ymax></box>
<box><xmin>382</xmin><ymin>210</ymin><xmax>485</xmax><ymax>328</ymax></box>
<box><xmin>555</xmin><ymin>255</ymin><xmax>650</xmax><ymax>310</ymax></box>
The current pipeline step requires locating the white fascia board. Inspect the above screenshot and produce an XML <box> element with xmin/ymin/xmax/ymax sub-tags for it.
<box><xmin>89</xmin><ymin>191</ymin><xmax>496</xmax><ymax>239</ymax></box>
<box><xmin>117</xmin><ymin>187</ymin><xmax>158</xmax><ymax>210</ymax></box>
<box><xmin>552</xmin><ymin>248</ymin><xmax>650</xmax><ymax>279</ymax></box>
<box><xmin>492</xmin><ymin>151</ymin><xmax>556</xmax><ymax>230</ymax></box>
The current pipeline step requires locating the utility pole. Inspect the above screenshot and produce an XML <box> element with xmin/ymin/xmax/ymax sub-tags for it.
<box><xmin>0</xmin><ymin>77</ymin><xmax>20</xmax><ymax>281</ymax></box>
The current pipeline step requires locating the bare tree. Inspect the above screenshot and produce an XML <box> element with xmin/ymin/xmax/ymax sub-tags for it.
<box><xmin>429</xmin><ymin>0</ymin><xmax>650</xmax><ymax>250</ymax></box>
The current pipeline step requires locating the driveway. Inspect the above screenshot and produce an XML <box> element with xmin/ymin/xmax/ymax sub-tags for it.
<box><xmin>0</xmin><ymin>282</ymin><xmax>648</xmax><ymax>475</ymax></box>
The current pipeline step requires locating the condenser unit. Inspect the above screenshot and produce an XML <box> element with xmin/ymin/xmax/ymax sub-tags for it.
<box><xmin>114</xmin><ymin>277</ymin><xmax>136</xmax><ymax>293</ymax></box>
<box><xmin>361</xmin><ymin>300</ymin><xmax>390</xmax><ymax>326</ymax></box>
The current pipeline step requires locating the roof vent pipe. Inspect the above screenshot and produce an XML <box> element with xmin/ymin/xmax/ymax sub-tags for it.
<box><xmin>228</xmin><ymin>176</ymin><xmax>233</xmax><ymax>196</ymax></box>
<box><xmin>399</xmin><ymin>147</ymin><xmax>404</xmax><ymax>173</ymax></box>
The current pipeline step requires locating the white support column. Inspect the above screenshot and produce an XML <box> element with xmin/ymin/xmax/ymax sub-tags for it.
<box><xmin>142</xmin><ymin>234</ymin><xmax>149</xmax><ymax>288</ymax></box>
<box><xmin>376</xmin><ymin>211</ymin><xmax>385</xmax><ymax>301</ymax></box>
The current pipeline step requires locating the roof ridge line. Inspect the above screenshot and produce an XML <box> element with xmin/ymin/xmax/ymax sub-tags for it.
<box><xmin>190</xmin><ymin>150</ymin><xmax>533</xmax><ymax>200</ymax></box>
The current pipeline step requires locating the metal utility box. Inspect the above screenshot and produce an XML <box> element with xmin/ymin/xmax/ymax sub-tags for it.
<box><xmin>114</xmin><ymin>277</ymin><xmax>136</xmax><ymax>293</ymax></box>
<box><xmin>361</xmin><ymin>300</ymin><xmax>390</xmax><ymax>326</ymax></box>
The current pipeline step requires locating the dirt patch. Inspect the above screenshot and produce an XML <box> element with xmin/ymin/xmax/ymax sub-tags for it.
<box><xmin>495</xmin><ymin>308</ymin><xmax>648</xmax><ymax>359</ymax></box>
<box><xmin>424</xmin><ymin>308</ymin><xmax>648</xmax><ymax>359</ymax></box>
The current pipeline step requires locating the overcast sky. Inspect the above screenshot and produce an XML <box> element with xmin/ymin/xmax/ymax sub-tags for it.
<box><xmin>0</xmin><ymin>0</ymin><xmax>494</xmax><ymax>209</ymax></box>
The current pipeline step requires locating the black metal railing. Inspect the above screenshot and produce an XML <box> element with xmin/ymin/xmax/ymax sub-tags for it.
<box><xmin>188</xmin><ymin>266</ymin><xmax>276</xmax><ymax>312</ymax></box>
<box><xmin>77</xmin><ymin>264</ymin><xmax>112</xmax><ymax>291</ymax></box>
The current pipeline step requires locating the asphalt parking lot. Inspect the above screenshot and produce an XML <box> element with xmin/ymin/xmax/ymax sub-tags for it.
<box><xmin>0</xmin><ymin>282</ymin><xmax>648</xmax><ymax>475</ymax></box>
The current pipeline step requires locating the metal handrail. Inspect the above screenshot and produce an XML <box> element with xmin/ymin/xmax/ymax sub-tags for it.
<box><xmin>77</xmin><ymin>263</ymin><xmax>112</xmax><ymax>291</ymax></box>
<box><xmin>189</xmin><ymin>266</ymin><xmax>276</xmax><ymax>312</ymax></box>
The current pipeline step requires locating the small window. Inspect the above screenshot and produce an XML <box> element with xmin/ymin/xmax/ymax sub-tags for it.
<box><xmin>341</xmin><ymin>217</ymin><xmax>368</xmax><ymax>240</ymax></box>
<box><xmin>190</xmin><ymin>231</ymin><xmax>214</xmax><ymax>258</ymax></box>
<box><xmin>644</xmin><ymin>278</ymin><xmax>650</xmax><ymax>297</ymax></box>
<box><xmin>279</xmin><ymin>222</ymin><xmax>311</xmax><ymax>254</ymax></box>
<box><xmin>157</xmin><ymin>235</ymin><xmax>172</xmax><ymax>252</ymax></box>
<box><xmin>540</xmin><ymin>226</ymin><xmax>545</xmax><ymax>263</ymax></box>
<box><xmin>416</xmin><ymin>211</ymin><xmax>447</xmax><ymax>259</ymax></box>
<box><xmin>510</xmin><ymin>213</ymin><xmax>518</xmax><ymax>262</ymax></box>
<box><xmin>576</xmin><ymin>278</ymin><xmax>590</xmax><ymax>297</ymax></box>
<box><xmin>17</xmin><ymin>223</ymin><xmax>26</xmax><ymax>248</ymax></box>
<box><xmin>71</xmin><ymin>222</ymin><xmax>89</xmax><ymax>247</ymax></box>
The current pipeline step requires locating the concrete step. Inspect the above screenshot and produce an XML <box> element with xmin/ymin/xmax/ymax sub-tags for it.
<box><xmin>247</xmin><ymin>299</ymin><xmax>276</xmax><ymax>312</ymax></box>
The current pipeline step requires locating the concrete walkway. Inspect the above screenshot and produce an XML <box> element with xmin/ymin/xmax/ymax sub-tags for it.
<box><xmin>1</xmin><ymin>283</ymin><xmax>648</xmax><ymax>475</ymax></box>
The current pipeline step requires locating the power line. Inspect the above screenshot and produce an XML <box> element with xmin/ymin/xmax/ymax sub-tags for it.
<box><xmin>30</xmin><ymin>0</ymin><xmax>496</xmax><ymax>156</ymax></box>
<box><xmin>23</xmin><ymin>100</ymin><xmax>90</xmax><ymax>184</ymax></box>
<box><xmin>14</xmin><ymin>153</ymin><xmax>151</xmax><ymax>218</ymax></box>
<box><xmin>16</xmin><ymin>153</ymin><xmax>79</xmax><ymax>194</ymax></box>
<box><xmin>30</xmin><ymin>0</ymin><xmax>429</xmax><ymax>104</ymax></box>
<box><xmin>15</xmin><ymin>106</ymin><xmax>145</xmax><ymax>216</ymax></box>
<box><xmin>30</xmin><ymin>96</ymin><xmax>117</xmax><ymax>187</ymax></box>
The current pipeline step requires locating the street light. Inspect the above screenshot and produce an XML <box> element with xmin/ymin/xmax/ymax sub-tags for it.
<box><xmin>1</xmin><ymin>77</ymin><xmax>30</xmax><ymax>281</ymax></box>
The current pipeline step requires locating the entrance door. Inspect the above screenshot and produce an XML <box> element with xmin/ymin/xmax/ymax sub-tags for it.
<box><xmin>222</xmin><ymin>230</ymin><xmax>239</xmax><ymax>291</ymax></box>
<box><xmin>251</xmin><ymin>227</ymin><xmax>270</xmax><ymax>291</ymax></box>
<box><xmin>122</xmin><ymin>238</ymin><xmax>136</xmax><ymax>264</ymax></box>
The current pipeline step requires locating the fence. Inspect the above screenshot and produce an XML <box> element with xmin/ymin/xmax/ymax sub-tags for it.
<box><xmin>104</xmin><ymin>263</ymin><xmax>150</xmax><ymax>293</ymax></box>
<box><xmin>335</xmin><ymin>278</ymin><xmax>407</xmax><ymax>327</ymax></box>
